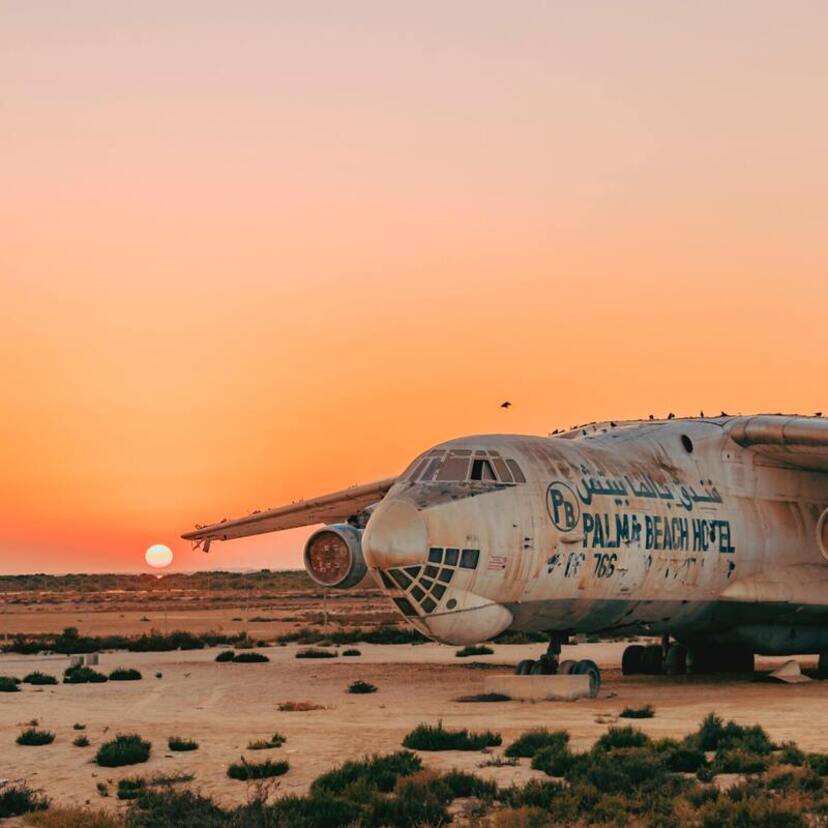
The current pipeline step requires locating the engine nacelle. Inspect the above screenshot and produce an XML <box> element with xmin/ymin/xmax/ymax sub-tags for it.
<box><xmin>303</xmin><ymin>524</ymin><xmax>367</xmax><ymax>588</ymax></box>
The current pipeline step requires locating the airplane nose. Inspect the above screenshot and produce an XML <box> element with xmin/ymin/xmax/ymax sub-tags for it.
<box><xmin>362</xmin><ymin>498</ymin><xmax>428</xmax><ymax>569</ymax></box>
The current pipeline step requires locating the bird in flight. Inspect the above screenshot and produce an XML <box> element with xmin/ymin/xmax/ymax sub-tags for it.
<box><xmin>500</xmin><ymin>401</ymin><xmax>512</xmax><ymax>409</ymax></box>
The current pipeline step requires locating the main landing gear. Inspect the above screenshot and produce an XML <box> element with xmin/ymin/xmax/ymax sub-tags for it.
<box><xmin>514</xmin><ymin>634</ymin><xmax>601</xmax><ymax>696</ymax></box>
<box><xmin>622</xmin><ymin>637</ymin><xmax>755</xmax><ymax>676</ymax></box>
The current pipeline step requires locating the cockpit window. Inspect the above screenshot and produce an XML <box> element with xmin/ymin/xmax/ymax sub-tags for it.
<box><xmin>470</xmin><ymin>459</ymin><xmax>496</xmax><ymax>480</ymax></box>
<box><xmin>404</xmin><ymin>449</ymin><xmax>526</xmax><ymax>483</ymax></box>
<box><xmin>506</xmin><ymin>459</ymin><xmax>526</xmax><ymax>483</ymax></box>
<box><xmin>437</xmin><ymin>456</ymin><xmax>470</xmax><ymax>481</ymax></box>
<box><xmin>419</xmin><ymin>456</ymin><xmax>444</xmax><ymax>481</ymax></box>
<box><xmin>491</xmin><ymin>458</ymin><xmax>512</xmax><ymax>482</ymax></box>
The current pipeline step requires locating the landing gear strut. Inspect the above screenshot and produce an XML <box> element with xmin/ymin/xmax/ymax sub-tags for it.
<box><xmin>514</xmin><ymin>633</ymin><xmax>601</xmax><ymax>696</ymax></box>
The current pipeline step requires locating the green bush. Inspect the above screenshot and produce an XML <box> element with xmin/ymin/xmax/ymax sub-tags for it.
<box><xmin>117</xmin><ymin>777</ymin><xmax>146</xmax><ymax>800</ymax></box>
<box><xmin>247</xmin><ymin>732</ymin><xmax>286</xmax><ymax>750</ymax></box>
<box><xmin>295</xmin><ymin>648</ymin><xmax>337</xmax><ymax>659</ymax></box>
<box><xmin>263</xmin><ymin>793</ymin><xmax>362</xmax><ymax>827</ymax></box>
<box><xmin>693</xmin><ymin>712</ymin><xmax>774</xmax><ymax>754</ymax></box>
<box><xmin>492</xmin><ymin>630</ymin><xmax>548</xmax><ymax>644</ymax></box>
<box><xmin>167</xmin><ymin>737</ymin><xmax>198</xmax><ymax>751</ymax></box>
<box><xmin>109</xmin><ymin>668</ymin><xmax>142</xmax><ymax>681</ymax></box>
<box><xmin>96</xmin><ymin>734</ymin><xmax>151</xmax><ymax>767</ymax></box>
<box><xmin>0</xmin><ymin>781</ymin><xmax>48</xmax><ymax>819</ymax></box>
<box><xmin>64</xmin><ymin>666</ymin><xmax>108</xmax><ymax>684</ymax></box>
<box><xmin>363</xmin><ymin>770</ymin><xmax>453</xmax><ymax>827</ymax></box>
<box><xmin>441</xmin><ymin>769</ymin><xmax>498</xmax><ymax>800</ymax></box>
<box><xmin>276</xmin><ymin>624</ymin><xmax>427</xmax><ymax>647</ymax></box>
<box><xmin>532</xmin><ymin>743</ymin><xmax>573</xmax><ymax>776</ymax></box>
<box><xmin>712</xmin><ymin>748</ymin><xmax>770</xmax><ymax>774</ymax></box>
<box><xmin>766</xmin><ymin>768</ymin><xmax>823</xmax><ymax>794</ymax></box>
<box><xmin>566</xmin><ymin>749</ymin><xmax>669</xmax><ymax>797</ymax></box>
<box><xmin>594</xmin><ymin>725</ymin><xmax>651</xmax><ymax>751</ymax></box>
<box><xmin>73</xmin><ymin>735</ymin><xmax>90</xmax><ymax>747</ymax></box>
<box><xmin>232</xmin><ymin>651</ymin><xmax>269</xmax><ymax>663</ymax></box>
<box><xmin>22</xmin><ymin>671</ymin><xmax>58</xmax><ymax>686</ymax></box>
<box><xmin>342</xmin><ymin>648</ymin><xmax>362</xmax><ymax>657</ymax></box>
<box><xmin>227</xmin><ymin>758</ymin><xmax>289</xmax><ymax>780</ymax></box>
<box><xmin>311</xmin><ymin>751</ymin><xmax>422</xmax><ymax>795</ymax></box>
<box><xmin>655</xmin><ymin>738</ymin><xmax>708</xmax><ymax>773</ymax></box>
<box><xmin>0</xmin><ymin>676</ymin><xmax>21</xmax><ymax>692</ymax></box>
<box><xmin>500</xmin><ymin>779</ymin><xmax>571</xmax><ymax>811</ymax></box>
<box><xmin>125</xmin><ymin>788</ymin><xmax>225</xmax><ymax>828</ymax></box>
<box><xmin>778</xmin><ymin>742</ymin><xmax>806</xmax><ymax>766</ymax></box>
<box><xmin>347</xmin><ymin>680</ymin><xmax>377</xmax><ymax>694</ymax></box>
<box><xmin>505</xmin><ymin>728</ymin><xmax>570</xmax><ymax>758</ymax></box>
<box><xmin>215</xmin><ymin>650</ymin><xmax>234</xmax><ymax>662</ymax></box>
<box><xmin>456</xmin><ymin>644</ymin><xmax>494</xmax><ymax>657</ymax></box>
<box><xmin>402</xmin><ymin>721</ymin><xmax>502</xmax><ymax>751</ymax></box>
<box><xmin>73</xmin><ymin>723</ymin><xmax>86</xmax><ymax>730</ymax></box>
<box><xmin>808</xmin><ymin>753</ymin><xmax>828</xmax><ymax>775</ymax></box>
<box><xmin>17</xmin><ymin>727</ymin><xmax>55</xmax><ymax>746</ymax></box>
<box><xmin>620</xmin><ymin>704</ymin><xmax>655</xmax><ymax>719</ymax></box>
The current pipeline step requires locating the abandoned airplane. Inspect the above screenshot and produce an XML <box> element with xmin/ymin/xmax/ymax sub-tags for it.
<box><xmin>183</xmin><ymin>414</ymin><xmax>828</xmax><ymax>692</ymax></box>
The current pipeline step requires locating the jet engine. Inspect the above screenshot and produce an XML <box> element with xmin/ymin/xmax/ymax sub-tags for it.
<box><xmin>303</xmin><ymin>524</ymin><xmax>367</xmax><ymax>588</ymax></box>
<box><xmin>819</xmin><ymin>507</ymin><xmax>828</xmax><ymax>560</ymax></box>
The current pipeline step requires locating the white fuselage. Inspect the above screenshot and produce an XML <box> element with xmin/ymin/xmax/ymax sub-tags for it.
<box><xmin>361</xmin><ymin>420</ymin><xmax>828</xmax><ymax>652</ymax></box>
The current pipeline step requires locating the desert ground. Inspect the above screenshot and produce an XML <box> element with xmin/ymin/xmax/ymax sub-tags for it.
<box><xmin>3</xmin><ymin>578</ymin><xmax>828</xmax><ymax>819</ymax></box>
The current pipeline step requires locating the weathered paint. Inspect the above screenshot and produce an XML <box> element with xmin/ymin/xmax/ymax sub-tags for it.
<box><xmin>361</xmin><ymin>417</ymin><xmax>828</xmax><ymax>653</ymax></box>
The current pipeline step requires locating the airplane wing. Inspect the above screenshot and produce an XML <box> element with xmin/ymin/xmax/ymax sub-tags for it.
<box><xmin>726</xmin><ymin>415</ymin><xmax>828</xmax><ymax>472</ymax></box>
<box><xmin>181</xmin><ymin>477</ymin><xmax>397</xmax><ymax>547</ymax></box>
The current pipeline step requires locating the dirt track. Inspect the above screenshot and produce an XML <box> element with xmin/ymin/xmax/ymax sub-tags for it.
<box><xmin>3</xmin><ymin>641</ymin><xmax>828</xmax><ymax>813</ymax></box>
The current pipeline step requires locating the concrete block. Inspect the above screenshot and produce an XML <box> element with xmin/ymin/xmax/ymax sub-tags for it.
<box><xmin>69</xmin><ymin>655</ymin><xmax>84</xmax><ymax>668</ymax></box>
<box><xmin>483</xmin><ymin>674</ymin><xmax>594</xmax><ymax>701</ymax></box>
<box><xmin>85</xmin><ymin>653</ymin><xmax>99</xmax><ymax>666</ymax></box>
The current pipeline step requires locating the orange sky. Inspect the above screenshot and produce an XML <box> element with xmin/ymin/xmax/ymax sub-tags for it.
<box><xmin>1</xmin><ymin>2</ymin><xmax>826</xmax><ymax>573</ymax></box>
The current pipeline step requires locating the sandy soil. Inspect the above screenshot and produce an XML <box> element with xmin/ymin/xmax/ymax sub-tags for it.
<box><xmin>0</xmin><ymin>591</ymin><xmax>391</xmax><ymax>638</ymax></box>
<box><xmin>3</xmin><ymin>641</ymin><xmax>828</xmax><ymax>817</ymax></box>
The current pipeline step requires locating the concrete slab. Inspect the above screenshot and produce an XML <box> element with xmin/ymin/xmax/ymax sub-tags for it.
<box><xmin>484</xmin><ymin>674</ymin><xmax>594</xmax><ymax>701</ymax></box>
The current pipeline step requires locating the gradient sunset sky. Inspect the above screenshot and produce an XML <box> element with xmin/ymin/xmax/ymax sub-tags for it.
<box><xmin>2</xmin><ymin>1</ymin><xmax>826</xmax><ymax>573</ymax></box>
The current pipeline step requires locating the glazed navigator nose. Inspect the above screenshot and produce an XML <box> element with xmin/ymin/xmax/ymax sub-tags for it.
<box><xmin>362</xmin><ymin>497</ymin><xmax>428</xmax><ymax>569</ymax></box>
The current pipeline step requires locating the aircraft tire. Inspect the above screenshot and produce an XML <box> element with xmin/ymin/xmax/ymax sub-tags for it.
<box><xmin>641</xmin><ymin>644</ymin><xmax>663</xmax><ymax>675</ymax></box>
<box><xmin>664</xmin><ymin>643</ymin><xmax>687</xmax><ymax>675</ymax></box>
<box><xmin>531</xmin><ymin>657</ymin><xmax>557</xmax><ymax>675</ymax></box>
<box><xmin>558</xmin><ymin>659</ymin><xmax>577</xmax><ymax>675</ymax></box>
<box><xmin>621</xmin><ymin>645</ymin><xmax>645</xmax><ymax>675</ymax></box>
<box><xmin>515</xmin><ymin>659</ymin><xmax>535</xmax><ymax>676</ymax></box>
<box><xmin>573</xmin><ymin>659</ymin><xmax>601</xmax><ymax>697</ymax></box>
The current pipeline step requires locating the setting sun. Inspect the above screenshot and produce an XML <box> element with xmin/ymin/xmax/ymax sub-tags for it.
<box><xmin>144</xmin><ymin>544</ymin><xmax>173</xmax><ymax>569</ymax></box>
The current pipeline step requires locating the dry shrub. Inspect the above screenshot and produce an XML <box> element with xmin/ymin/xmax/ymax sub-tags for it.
<box><xmin>277</xmin><ymin>700</ymin><xmax>324</xmax><ymax>711</ymax></box>
<box><xmin>487</xmin><ymin>805</ymin><xmax>550</xmax><ymax>828</ymax></box>
<box><xmin>24</xmin><ymin>806</ymin><xmax>120</xmax><ymax>827</ymax></box>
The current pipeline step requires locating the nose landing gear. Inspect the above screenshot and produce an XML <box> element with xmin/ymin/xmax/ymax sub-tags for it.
<box><xmin>513</xmin><ymin>633</ymin><xmax>601</xmax><ymax>696</ymax></box>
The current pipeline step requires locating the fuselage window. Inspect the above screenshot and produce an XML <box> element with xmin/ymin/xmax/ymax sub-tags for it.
<box><xmin>470</xmin><ymin>459</ymin><xmax>496</xmax><ymax>481</ymax></box>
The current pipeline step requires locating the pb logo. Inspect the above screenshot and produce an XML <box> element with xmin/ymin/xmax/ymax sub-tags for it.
<box><xmin>546</xmin><ymin>481</ymin><xmax>581</xmax><ymax>532</ymax></box>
